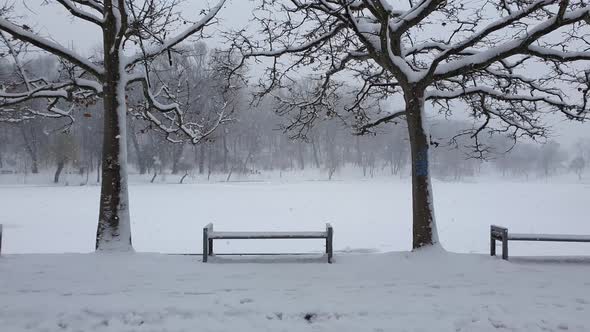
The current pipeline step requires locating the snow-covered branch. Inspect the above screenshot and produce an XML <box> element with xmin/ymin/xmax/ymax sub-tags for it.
<box><xmin>0</xmin><ymin>18</ymin><xmax>104</xmax><ymax>78</ymax></box>
<box><xmin>424</xmin><ymin>0</ymin><xmax>555</xmax><ymax>78</ymax></box>
<box><xmin>125</xmin><ymin>0</ymin><xmax>226</xmax><ymax>68</ymax></box>
<box><xmin>127</xmin><ymin>70</ymin><xmax>232</xmax><ymax>144</ymax></box>
<box><xmin>355</xmin><ymin>110</ymin><xmax>406</xmax><ymax>135</ymax></box>
<box><xmin>69</xmin><ymin>0</ymin><xmax>104</xmax><ymax>12</ymax></box>
<box><xmin>526</xmin><ymin>45</ymin><xmax>590</xmax><ymax>62</ymax></box>
<box><xmin>426</xmin><ymin>86</ymin><xmax>576</xmax><ymax>112</ymax></box>
<box><xmin>433</xmin><ymin>3</ymin><xmax>590</xmax><ymax>80</ymax></box>
<box><xmin>55</xmin><ymin>0</ymin><xmax>105</xmax><ymax>26</ymax></box>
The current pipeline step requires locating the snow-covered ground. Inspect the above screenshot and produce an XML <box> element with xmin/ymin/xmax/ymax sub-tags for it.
<box><xmin>1</xmin><ymin>251</ymin><xmax>590</xmax><ymax>331</ymax></box>
<box><xmin>1</xmin><ymin>175</ymin><xmax>590</xmax><ymax>331</ymax></box>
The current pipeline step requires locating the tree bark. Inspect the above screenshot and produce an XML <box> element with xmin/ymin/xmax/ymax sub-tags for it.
<box><xmin>96</xmin><ymin>156</ymin><xmax>101</xmax><ymax>183</ymax></box>
<box><xmin>405</xmin><ymin>89</ymin><xmax>439</xmax><ymax>249</ymax></box>
<box><xmin>95</xmin><ymin>3</ymin><xmax>133</xmax><ymax>251</ymax></box>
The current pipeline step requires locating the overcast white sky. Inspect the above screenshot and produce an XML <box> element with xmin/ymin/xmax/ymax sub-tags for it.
<box><xmin>11</xmin><ymin>0</ymin><xmax>590</xmax><ymax>147</ymax></box>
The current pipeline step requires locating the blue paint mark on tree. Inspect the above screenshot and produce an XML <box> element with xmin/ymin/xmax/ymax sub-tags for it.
<box><xmin>415</xmin><ymin>148</ymin><xmax>428</xmax><ymax>176</ymax></box>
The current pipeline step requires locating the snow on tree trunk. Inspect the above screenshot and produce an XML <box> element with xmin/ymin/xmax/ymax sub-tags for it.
<box><xmin>95</xmin><ymin>5</ymin><xmax>132</xmax><ymax>251</ymax></box>
<box><xmin>96</xmin><ymin>77</ymin><xmax>132</xmax><ymax>251</ymax></box>
<box><xmin>405</xmin><ymin>89</ymin><xmax>439</xmax><ymax>249</ymax></box>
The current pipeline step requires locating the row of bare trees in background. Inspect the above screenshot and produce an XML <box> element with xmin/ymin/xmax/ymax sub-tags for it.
<box><xmin>1</xmin><ymin>50</ymin><xmax>587</xmax><ymax>183</ymax></box>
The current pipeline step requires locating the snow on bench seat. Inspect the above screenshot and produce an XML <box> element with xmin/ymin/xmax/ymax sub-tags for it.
<box><xmin>202</xmin><ymin>223</ymin><xmax>334</xmax><ymax>263</ymax></box>
<box><xmin>508</xmin><ymin>233</ymin><xmax>590</xmax><ymax>242</ymax></box>
<box><xmin>209</xmin><ymin>231</ymin><xmax>328</xmax><ymax>239</ymax></box>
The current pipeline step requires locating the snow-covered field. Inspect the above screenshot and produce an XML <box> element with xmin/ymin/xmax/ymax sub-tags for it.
<box><xmin>1</xmin><ymin>176</ymin><xmax>590</xmax><ymax>331</ymax></box>
<box><xmin>1</xmin><ymin>175</ymin><xmax>589</xmax><ymax>255</ymax></box>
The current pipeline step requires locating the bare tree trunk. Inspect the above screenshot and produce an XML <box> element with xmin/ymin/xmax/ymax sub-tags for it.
<box><xmin>356</xmin><ymin>136</ymin><xmax>362</xmax><ymax>167</ymax></box>
<box><xmin>405</xmin><ymin>90</ymin><xmax>438</xmax><ymax>250</ymax></box>
<box><xmin>207</xmin><ymin>143</ymin><xmax>213</xmax><ymax>177</ymax></box>
<box><xmin>297</xmin><ymin>142</ymin><xmax>305</xmax><ymax>170</ymax></box>
<box><xmin>325</xmin><ymin>129</ymin><xmax>339</xmax><ymax>180</ymax></box>
<box><xmin>84</xmin><ymin>161</ymin><xmax>90</xmax><ymax>185</ymax></box>
<box><xmin>328</xmin><ymin>166</ymin><xmax>335</xmax><ymax>180</ymax></box>
<box><xmin>95</xmin><ymin>5</ymin><xmax>132</xmax><ymax>251</ymax></box>
<box><xmin>171</xmin><ymin>144</ymin><xmax>184</xmax><ymax>175</ymax></box>
<box><xmin>129</xmin><ymin>126</ymin><xmax>147</xmax><ymax>174</ymax></box>
<box><xmin>226</xmin><ymin>167</ymin><xmax>234</xmax><ymax>182</ymax></box>
<box><xmin>179</xmin><ymin>171</ymin><xmax>189</xmax><ymax>184</ymax></box>
<box><xmin>311</xmin><ymin>138</ymin><xmax>321</xmax><ymax>169</ymax></box>
<box><xmin>222</xmin><ymin>130</ymin><xmax>229</xmax><ymax>172</ymax></box>
<box><xmin>54</xmin><ymin>160</ymin><xmax>65</xmax><ymax>183</ymax></box>
<box><xmin>389</xmin><ymin>149</ymin><xmax>395</xmax><ymax>175</ymax></box>
<box><xmin>19</xmin><ymin>124</ymin><xmax>39</xmax><ymax>174</ymax></box>
<box><xmin>198</xmin><ymin>144</ymin><xmax>205</xmax><ymax>175</ymax></box>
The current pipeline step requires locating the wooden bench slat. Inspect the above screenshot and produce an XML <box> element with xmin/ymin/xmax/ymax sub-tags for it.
<box><xmin>209</xmin><ymin>231</ymin><xmax>327</xmax><ymax>239</ymax></box>
<box><xmin>508</xmin><ymin>233</ymin><xmax>590</xmax><ymax>242</ymax></box>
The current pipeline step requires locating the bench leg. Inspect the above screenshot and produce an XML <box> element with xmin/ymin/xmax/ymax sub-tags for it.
<box><xmin>501</xmin><ymin>229</ymin><xmax>509</xmax><ymax>260</ymax></box>
<box><xmin>490</xmin><ymin>235</ymin><xmax>496</xmax><ymax>256</ymax></box>
<box><xmin>203</xmin><ymin>227</ymin><xmax>208</xmax><ymax>263</ymax></box>
<box><xmin>208</xmin><ymin>238</ymin><xmax>213</xmax><ymax>256</ymax></box>
<box><xmin>326</xmin><ymin>227</ymin><xmax>333</xmax><ymax>264</ymax></box>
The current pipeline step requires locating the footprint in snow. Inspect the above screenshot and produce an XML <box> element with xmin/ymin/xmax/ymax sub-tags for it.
<box><xmin>304</xmin><ymin>313</ymin><xmax>316</xmax><ymax>323</ymax></box>
<box><xmin>266</xmin><ymin>312</ymin><xmax>283</xmax><ymax>320</ymax></box>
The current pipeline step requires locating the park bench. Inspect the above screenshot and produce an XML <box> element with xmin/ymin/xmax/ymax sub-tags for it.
<box><xmin>202</xmin><ymin>223</ymin><xmax>333</xmax><ymax>263</ymax></box>
<box><xmin>490</xmin><ymin>225</ymin><xmax>590</xmax><ymax>260</ymax></box>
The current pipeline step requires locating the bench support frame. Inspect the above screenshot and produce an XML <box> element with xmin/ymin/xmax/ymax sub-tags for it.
<box><xmin>490</xmin><ymin>225</ymin><xmax>509</xmax><ymax>260</ymax></box>
<box><xmin>326</xmin><ymin>224</ymin><xmax>333</xmax><ymax>263</ymax></box>
<box><xmin>490</xmin><ymin>225</ymin><xmax>590</xmax><ymax>261</ymax></box>
<box><xmin>203</xmin><ymin>223</ymin><xmax>212</xmax><ymax>263</ymax></box>
<box><xmin>202</xmin><ymin>223</ymin><xmax>333</xmax><ymax>263</ymax></box>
